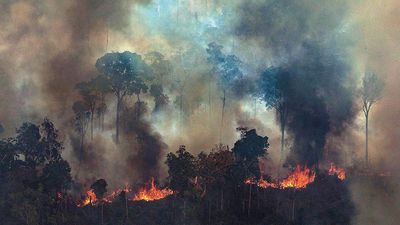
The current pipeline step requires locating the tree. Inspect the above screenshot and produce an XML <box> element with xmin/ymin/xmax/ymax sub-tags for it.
<box><xmin>0</xmin><ymin>139</ymin><xmax>18</xmax><ymax>174</ymax></box>
<box><xmin>232</xmin><ymin>128</ymin><xmax>269</xmax><ymax>179</ymax></box>
<box><xmin>95</xmin><ymin>51</ymin><xmax>151</xmax><ymax>143</ymax></box>
<box><xmin>257</xmin><ymin>67</ymin><xmax>290</xmax><ymax>174</ymax></box>
<box><xmin>196</xmin><ymin>145</ymin><xmax>234</xmax><ymax>212</ymax></box>
<box><xmin>72</xmin><ymin>101</ymin><xmax>90</xmax><ymax>171</ymax></box>
<box><xmin>206</xmin><ymin>42</ymin><xmax>243</xmax><ymax>142</ymax></box>
<box><xmin>76</xmin><ymin>75</ymin><xmax>110</xmax><ymax>140</ymax></box>
<box><xmin>92</xmin><ymin>75</ymin><xmax>110</xmax><ymax>131</ymax></box>
<box><xmin>14</xmin><ymin>119</ymin><xmax>62</xmax><ymax>168</ymax></box>
<box><xmin>166</xmin><ymin>145</ymin><xmax>196</xmax><ymax>196</ymax></box>
<box><xmin>150</xmin><ymin>84</ymin><xmax>169</xmax><ymax>113</ymax></box>
<box><xmin>360</xmin><ymin>72</ymin><xmax>384</xmax><ymax>167</ymax></box>
<box><xmin>76</xmin><ymin>81</ymin><xmax>98</xmax><ymax>140</ymax></box>
<box><xmin>91</xmin><ymin>179</ymin><xmax>108</xmax><ymax>225</ymax></box>
<box><xmin>145</xmin><ymin>51</ymin><xmax>173</xmax><ymax>85</ymax></box>
<box><xmin>232</xmin><ymin>128</ymin><xmax>269</xmax><ymax>217</ymax></box>
<box><xmin>41</xmin><ymin>159</ymin><xmax>72</xmax><ymax>194</ymax></box>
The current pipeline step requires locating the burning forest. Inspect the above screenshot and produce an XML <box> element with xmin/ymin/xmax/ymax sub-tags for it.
<box><xmin>1</xmin><ymin>0</ymin><xmax>400</xmax><ymax>225</ymax></box>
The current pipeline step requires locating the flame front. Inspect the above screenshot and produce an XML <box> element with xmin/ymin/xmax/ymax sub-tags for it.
<box><xmin>245</xmin><ymin>165</ymin><xmax>317</xmax><ymax>190</ymax></box>
<box><xmin>133</xmin><ymin>177</ymin><xmax>173</xmax><ymax>201</ymax></box>
<box><xmin>328</xmin><ymin>163</ymin><xmax>346</xmax><ymax>180</ymax></box>
<box><xmin>78</xmin><ymin>189</ymin><xmax>97</xmax><ymax>207</ymax></box>
<box><xmin>245</xmin><ymin>177</ymin><xmax>278</xmax><ymax>188</ymax></box>
<box><xmin>280</xmin><ymin>165</ymin><xmax>316</xmax><ymax>189</ymax></box>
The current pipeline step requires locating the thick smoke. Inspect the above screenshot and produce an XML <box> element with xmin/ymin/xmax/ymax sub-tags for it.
<box><xmin>235</xmin><ymin>0</ymin><xmax>357</xmax><ymax>166</ymax></box>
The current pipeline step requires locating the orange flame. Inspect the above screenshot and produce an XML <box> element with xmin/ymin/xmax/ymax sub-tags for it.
<box><xmin>78</xmin><ymin>189</ymin><xmax>97</xmax><ymax>207</ymax></box>
<box><xmin>257</xmin><ymin>178</ymin><xmax>279</xmax><ymax>189</ymax></box>
<box><xmin>280</xmin><ymin>165</ymin><xmax>316</xmax><ymax>189</ymax></box>
<box><xmin>245</xmin><ymin>177</ymin><xmax>278</xmax><ymax>188</ymax></box>
<box><xmin>328</xmin><ymin>163</ymin><xmax>346</xmax><ymax>180</ymax></box>
<box><xmin>244</xmin><ymin>165</ymin><xmax>316</xmax><ymax>189</ymax></box>
<box><xmin>103</xmin><ymin>186</ymin><xmax>131</xmax><ymax>203</ymax></box>
<box><xmin>133</xmin><ymin>177</ymin><xmax>173</xmax><ymax>201</ymax></box>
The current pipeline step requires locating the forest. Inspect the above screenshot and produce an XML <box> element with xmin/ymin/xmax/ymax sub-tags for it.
<box><xmin>1</xmin><ymin>0</ymin><xmax>399</xmax><ymax>225</ymax></box>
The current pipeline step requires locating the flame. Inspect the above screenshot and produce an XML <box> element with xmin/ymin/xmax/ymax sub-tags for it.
<box><xmin>78</xmin><ymin>189</ymin><xmax>97</xmax><ymax>207</ymax></box>
<box><xmin>258</xmin><ymin>178</ymin><xmax>279</xmax><ymax>189</ymax></box>
<box><xmin>104</xmin><ymin>186</ymin><xmax>131</xmax><ymax>203</ymax></box>
<box><xmin>244</xmin><ymin>177</ymin><xmax>278</xmax><ymax>188</ymax></box>
<box><xmin>133</xmin><ymin>177</ymin><xmax>173</xmax><ymax>202</ymax></box>
<box><xmin>280</xmin><ymin>165</ymin><xmax>316</xmax><ymax>189</ymax></box>
<box><xmin>245</xmin><ymin>165</ymin><xmax>316</xmax><ymax>189</ymax></box>
<box><xmin>328</xmin><ymin>163</ymin><xmax>346</xmax><ymax>180</ymax></box>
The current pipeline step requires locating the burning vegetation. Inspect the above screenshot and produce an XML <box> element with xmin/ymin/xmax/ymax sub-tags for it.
<box><xmin>132</xmin><ymin>178</ymin><xmax>173</xmax><ymax>201</ymax></box>
<box><xmin>244</xmin><ymin>164</ymin><xmax>346</xmax><ymax>190</ymax></box>
<box><xmin>0</xmin><ymin>0</ymin><xmax>393</xmax><ymax>223</ymax></box>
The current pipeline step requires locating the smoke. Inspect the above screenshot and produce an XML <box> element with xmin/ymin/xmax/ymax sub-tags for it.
<box><xmin>2</xmin><ymin>1</ymin><xmax>400</xmax><ymax>222</ymax></box>
<box><xmin>234</xmin><ymin>0</ymin><xmax>357</xmax><ymax>166</ymax></box>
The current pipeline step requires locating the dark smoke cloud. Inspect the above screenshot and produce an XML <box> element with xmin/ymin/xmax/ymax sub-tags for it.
<box><xmin>121</xmin><ymin>102</ymin><xmax>168</xmax><ymax>182</ymax></box>
<box><xmin>235</xmin><ymin>0</ymin><xmax>357</xmax><ymax>166</ymax></box>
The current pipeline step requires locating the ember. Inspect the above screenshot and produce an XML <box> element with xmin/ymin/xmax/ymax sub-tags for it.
<box><xmin>133</xmin><ymin>177</ymin><xmax>173</xmax><ymax>201</ymax></box>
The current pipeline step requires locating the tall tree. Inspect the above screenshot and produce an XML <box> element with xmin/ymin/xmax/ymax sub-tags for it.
<box><xmin>360</xmin><ymin>72</ymin><xmax>384</xmax><ymax>167</ymax></box>
<box><xmin>95</xmin><ymin>51</ymin><xmax>151</xmax><ymax>144</ymax></box>
<box><xmin>145</xmin><ymin>52</ymin><xmax>172</xmax><ymax>113</ymax></box>
<box><xmin>166</xmin><ymin>145</ymin><xmax>196</xmax><ymax>196</ymax></box>
<box><xmin>76</xmin><ymin>75</ymin><xmax>110</xmax><ymax>139</ymax></box>
<box><xmin>92</xmin><ymin>75</ymin><xmax>110</xmax><ymax>131</ymax></box>
<box><xmin>206</xmin><ymin>42</ymin><xmax>243</xmax><ymax>142</ymax></box>
<box><xmin>15</xmin><ymin>119</ymin><xmax>62</xmax><ymax>168</ymax></box>
<box><xmin>91</xmin><ymin>179</ymin><xmax>108</xmax><ymax>225</ymax></box>
<box><xmin>232</xmin><ymin>128</ymin><xmax>269</xmax><ymax>179</ymax></box>
<box><xmin>76</xmin><ymin>81</ymin><xmax>98</xmax><ymax>140</ymax></box>
<box><xmin>257</xmin><ymin>67</ymin><xmax>290</xmax><ymax>174</ymax></box>
<box><xmin>72</xmin><ymin>101</ymin><xmax>90</xmax><ymax>170</ymax></box>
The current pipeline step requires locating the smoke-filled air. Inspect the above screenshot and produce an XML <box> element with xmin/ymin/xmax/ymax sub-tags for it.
<box><xmin>0</xmin><ymin>0</ymin><xmax>399</xmax><ymax>224</ymax></box>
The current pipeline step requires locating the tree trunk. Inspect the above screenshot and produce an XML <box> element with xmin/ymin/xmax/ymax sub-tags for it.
<box><xmin>219</xmin><ymin>89</ymin><xmax>226</xmax><ymax>143</ymax></box>
<box><xmin>291</xmin><ymin>198</ymin><xmax>295</xmax><ymax>221</ymax></box>
<box><xmin>101</xmin><ymin>203</ymin><xmax>104</xmax><ymax>225</ymax></box>
<box><xmin>247</xmin><ymin>184</ymin><xmax>252</xmax><ymax>217</ymax></box>
<box><xmin>183</xmin><ymin>198</ymin><xmax>186</xmax><ymax>225</ymax></box>
<box><xmin>277</xmin><ymin>111</ymin><xmax>286</xmax><ymax>178</ymax></box>
<box><xmin>208</xmin><ymin>200</ymin><xmax>212</xmax><ymax>224</ymax></box>
<box><xmin>91</xmin><ymin>111</ymin><xmax>94</xmax><ymax>140</ymax></box>
<box><xmin>116</xmin><ymin>96</ymin><xmax>121</xmax><ymax>144</ymax></box>
<box><xmin>365</xmin><ymin>112</ymin><xmax>369</xmax><ymax>168</ymax></box>
<box><xmin>220</xmin><ymin>189</ymin><xmax>224</xmax><ymax>211</ymax></box>
<box><xmin>125</xmin><ymin>194</ymin><xmax>128</xmax><ymax>220</ymax></box>
<box><xmin>136</xmin><ymin>94</ymin><xmax>141</xmax><ymax>120</ymax></box>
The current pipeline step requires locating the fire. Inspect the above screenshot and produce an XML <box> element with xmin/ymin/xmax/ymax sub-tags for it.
<box><xmin>244</xmin><ymin>177</ymin><xmax>278</xmax><ymax>189</ymax></box>
<box><xmin>280</xmin><ymin>165</ymin><xmax>316</xmax><ymax>189</ymax></box>
<box><xmin>104</xmin><ymin>186</ymin><xmax>131</xmax><ymax>203</ymax></box>
<box><xmin>244</xmin><ymin>164</ymin><xmax>348</xmax><ymax>190</ymax></box>
<box><xmin>328</xmin><ymin>163</ymin><xmax>346</xmax><ymax>180</ymax></box>
<box><xmin>78</xmin><ymin>189</ymin><xmax>97</xmax><ymax>207</ymax></box>
<box><xmin>133</xmin><ymin>177</ymin><xmax>173</xmax><ymax>201</ymax></box>
<box><xmin>257</xmin><ymin>178</ymin><xmax>279</xmax><ymax>189</ymax></box>
<box><xmin>244</xmin><ymin>165</ymin><xmax>316</xmax><ymax>189</ymax></box>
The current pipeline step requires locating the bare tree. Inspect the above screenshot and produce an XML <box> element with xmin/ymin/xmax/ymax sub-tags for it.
<box><xmin>360</xmin><ymin>72</ymin><xmax>384</xmax><ymax>167</ymax></box>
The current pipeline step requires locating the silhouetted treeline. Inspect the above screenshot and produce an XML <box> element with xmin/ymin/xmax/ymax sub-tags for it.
<box><xmin>0</xmin><ymin>122</ymin><xmax>355</xmax><ymax>225</ymax></box>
